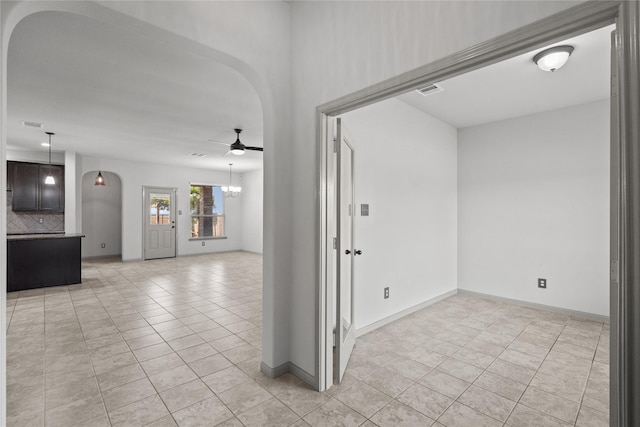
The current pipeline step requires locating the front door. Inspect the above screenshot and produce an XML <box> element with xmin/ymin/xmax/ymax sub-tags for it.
<box><xmin>143</xmin><ymin>187</ymin><xmax>176</xmax><ymax>260</ymax></box>
<box><xmin>334</xmin><ymin>118</ymin><xmax>356</xmax><ymax>383</ymax></box>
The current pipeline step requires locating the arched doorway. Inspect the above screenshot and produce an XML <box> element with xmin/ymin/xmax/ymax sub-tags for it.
<box><xmin>81</xmin><ymin>171</ymin><xmax>122</xmax><ymax>259</ymax></box>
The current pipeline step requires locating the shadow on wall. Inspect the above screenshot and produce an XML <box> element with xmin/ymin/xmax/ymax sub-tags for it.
<box><xmin>81</xmin><ymin>171</ymin><xmax>122</xmax><ymax>259</ymax></box>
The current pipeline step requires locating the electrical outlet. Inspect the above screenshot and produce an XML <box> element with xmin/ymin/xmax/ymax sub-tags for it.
<box><xmin>202</xmin><ymin>241</ymin><xmax>205</xmax><ymax>246</ymax></box>
<box><xmin>38</xmin><ymin>217</ymin><xmax>44</xmax><ymax>224</ymax></box>
<box><xmin>100</xmin><ymin>243</ymin><xmax>106</xmax><ymax>248</ymax></box>
<box><xmin>384</xmin><ymin>287</ymin><xmax>389</xmax><ymax>299</ymax></box>
<box><xmin>538</xmin><ymin>278</ymin><xmax>547</xmax><ymax>288</ymax></box>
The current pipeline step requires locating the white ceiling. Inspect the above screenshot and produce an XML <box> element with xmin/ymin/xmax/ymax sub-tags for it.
<box><xmin>7</xmin><ymin>11</ymin><xmax>264</xmax><ymax>173</ymax></box>
<box><xmin>397</xmin><ymin>24</ymin><xmax>614</xmax><ymax>129</ymax></box>
<box><xmin>7</xmin><ymin>12</ymin><xmax>613</xmax><ymax>173</ymax></box>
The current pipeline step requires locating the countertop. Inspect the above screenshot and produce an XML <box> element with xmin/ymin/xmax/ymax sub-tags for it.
<box><xmin>7</xmin><ymin>233</ymin><xmax>86</xmax><ymax>241</ymax></box>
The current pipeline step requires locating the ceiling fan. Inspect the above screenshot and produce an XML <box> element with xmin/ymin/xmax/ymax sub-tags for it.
<box><xmin>209</xmin><ymin>128</ymin><xmax>263</xmax><ymax>156</ymax></box>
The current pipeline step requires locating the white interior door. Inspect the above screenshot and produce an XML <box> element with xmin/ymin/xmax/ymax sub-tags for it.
<box><xmin>144</xmin><ymin>187</ymin><xmax>176</xmax><ymax>260</ymax></box>
<box><xmin>334</xmin><ymin>118</ymin><xmax>356</xmax><ymax>383</ymax></box>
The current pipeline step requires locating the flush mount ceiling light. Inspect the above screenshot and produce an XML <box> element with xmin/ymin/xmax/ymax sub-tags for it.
<box><xmin>221</xmin><ymin>163</ymin><xmax>241</xmax><ymax>198</ymax></box>
<box><xmin>94</xmin><ymin>171</ymin><xmax>105</xmax><ymax>186</ymax></box>
<box><xmin>533</xmin><ymin>45</ymin><xmax>574</xmax><ymax>72</ymax></box>
<box><xmin>44</xmin><ymin>132</ymin><xmax>55</xmax><ymax>185</ymax></box>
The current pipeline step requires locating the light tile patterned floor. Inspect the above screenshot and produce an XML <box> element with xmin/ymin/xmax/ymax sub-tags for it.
<box><xmin>6</xmin><ymin>252</ymin><xmax>609</xmax><ymax>426</ymax></box>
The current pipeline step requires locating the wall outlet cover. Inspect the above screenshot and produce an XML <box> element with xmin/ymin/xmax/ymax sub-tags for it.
<box><xmin>538</xmin><ymin>278</ymin><xmax>547</xmax><ymax>288</ymax></box>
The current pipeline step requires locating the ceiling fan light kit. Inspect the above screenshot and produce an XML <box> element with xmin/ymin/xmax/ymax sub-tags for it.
<box><xmin>210</xmin><ymin>128</ymin><xmax>264</xmax><ymax>156</ymax></box>
<box><xmin>230</xmin><ymin>128</ymin><xmax>246</xmax><ymax>155</ymax></box>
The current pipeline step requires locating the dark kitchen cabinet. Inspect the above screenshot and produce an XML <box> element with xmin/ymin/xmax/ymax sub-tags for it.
<box><xmin>9</xmin><ymin>161</ymin><xmax>65</xmax><ymax>212</ymax></box>
<box><xmin>7</xmin><ymin>234</ymin><xmax>84</xmax><ymax>291</ymax></box>
<box><xmin>11</xmin><ymin>162</ymin><xmax>40</xmax><ymax>210</ymax></box>
<box><xmin>38</xmin><ymin>165</ymin><xmax>64</xmax><ymax>211</ymax></box>
<box><xmin>6</xmin><ymin>161</ymin><xmax>15</xmax><ymax>192</ymax></box>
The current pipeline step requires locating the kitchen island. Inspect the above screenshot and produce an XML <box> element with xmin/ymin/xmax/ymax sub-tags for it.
<box><xmin>7</xmin><ymin>233</ymin><xmax>85</xmax><ymax>292</ymax></box>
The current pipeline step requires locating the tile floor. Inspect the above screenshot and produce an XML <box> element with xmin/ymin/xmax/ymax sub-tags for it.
<box><xmin>5</xmin><ymin>252</ymin><xmax>609</xmax><ymax>426</ymax></box>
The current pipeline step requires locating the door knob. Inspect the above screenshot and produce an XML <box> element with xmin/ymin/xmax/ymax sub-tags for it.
<box><xmin>354</xmin><ymin>249</ymin><xmax>362</xmax><ymax>255</ymax></box>
<box><xmin>345</xmin><ymin>250</ymin><xmax>351</xmax><ymax>255</ymax></box>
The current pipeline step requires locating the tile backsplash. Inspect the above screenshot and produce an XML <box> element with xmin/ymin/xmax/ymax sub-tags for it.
<box><xmin>6</xmin><ymin>192</ymin><xmax>64</xmax><ymax>234</ymax></box>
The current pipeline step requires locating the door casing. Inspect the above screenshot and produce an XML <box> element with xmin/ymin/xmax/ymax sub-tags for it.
<box><xmin>316</xmin><ymin>3</ymin><xmax>639</xmax><ymax>426</ymax></box>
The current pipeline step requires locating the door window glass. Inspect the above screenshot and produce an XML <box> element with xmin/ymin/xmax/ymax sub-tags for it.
<box><xmin>150</xmin><ymin>193</ymin><xmax>171</xmax><ymax>225</ymax></box>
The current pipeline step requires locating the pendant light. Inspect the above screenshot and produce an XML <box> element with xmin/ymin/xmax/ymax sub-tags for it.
<box><xmin>44</xmin><ymin>132</ymin><xmax>55</xmax><ymax>185</ymax></box>
<box><xmin>533</xmin><ymin>45</ymin><xmax>574</xmax><ymax>72</ymax></box>
<box><xmin>221</xmin><ymin>163</ymin><xmax>241</xmax><ymax>197</ymax></box>
<box><xmin>94</xmin><ymin>171</ymin><xmax>106</xmax><ymax>186</ymax></box>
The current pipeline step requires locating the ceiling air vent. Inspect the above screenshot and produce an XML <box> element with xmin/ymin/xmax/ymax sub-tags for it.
<box><xmin>415</xmin><ymin>83</ymin><xmax>444</xmax><ymax>96</ymax></box>
<box><xmin>22</xmin><ymin>120</ymin><xmax>43</xmax><ymax>128</ymax></box>
<box><xmin>189</xmin><ymin>152</ymin><xmax>207</xmax><ymax>158</ymax></box>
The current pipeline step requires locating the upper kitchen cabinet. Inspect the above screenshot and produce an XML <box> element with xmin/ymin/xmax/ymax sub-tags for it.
<box><xmin>11</xmin><ymin>162</ymin><xmax>39</xmax><ymax>210</ymax></box>
<box><xmin>9</xmin><ymin>161</ymin><xmax>65</xmax><ymax>212</ymax></box>
<box><xmin>39</xmin><ymin>165</ymin><xmax>64</xmax><ymax>211</ymax></box>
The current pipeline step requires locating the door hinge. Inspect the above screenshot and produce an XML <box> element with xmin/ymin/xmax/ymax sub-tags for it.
<box><xmin>333</xmin><ymin>237</ymin><xmax>337</xmax><ymax>250</ymax></box>
<box><xmin>333</xmin><ymin>138</ymin><xmax>337</xmax><ymax>153</ymax></box>
<box><xmin>333</xmin><ymin>330</ymin><xmax>336</xmax><ymax>347</ymax></box>
<box><xmin>611</xmin><ymin>260</ymin><xmax>619</xmax><ymax>284</ymax></box>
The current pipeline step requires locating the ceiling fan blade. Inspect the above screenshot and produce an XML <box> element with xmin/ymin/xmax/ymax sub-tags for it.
<box><xmin>245</xmin><ymin>146</ymin><xmax>264</xmax><ymax>151</ymax></box>
<box><xmin>208</xmin><ymin>140</ymin><xmax>231</xmax><ymax>147</ymax></box>
<box><xmin>223</xmin><ymin>150</ymin><xmax>233</xmax><ymax>157</ymax></box>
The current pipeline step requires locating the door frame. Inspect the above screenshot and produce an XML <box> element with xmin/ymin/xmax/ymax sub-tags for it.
<box><xmin>142</xmin><ymin>186</ymin><xmax>177</xmax><ymax>260</ymax></box>
<box><xmin>316</xmin><ymin>2</ymin><xmax>639</xmax><ymax>425</ymax></box>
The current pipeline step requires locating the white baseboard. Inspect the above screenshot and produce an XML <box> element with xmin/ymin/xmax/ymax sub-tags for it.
<box><xmin>355</xmin><ymin>289</ymin><xmax>458</xmax><ymax>337</ymax></box>
<box><xmin>260</xmin><ymin>361</ymin><xmax>318</xmax><ymax>390</ymax></box>
<box><xmin>457</xmin><ymin>289</ymin><xmax>610</xmax><ymax>324</ymax></box>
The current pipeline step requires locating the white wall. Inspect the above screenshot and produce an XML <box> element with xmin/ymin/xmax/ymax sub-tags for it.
<box><xmin>342</xmin><ymin>99</ymin><xmax>457</xmax><ymax>329</ymax></box>
<box><xmin>289</xmin><ymin>0</ymin><xmax>580</xmax><ymax>377</ymax></box>
<box><xmin>64</xmin><ymin>151</ymin><xmax>78</xmax><ymax>233</ymax></box>
<box><xmin>79</xmin><ymin>156</ymin><xmax>246</xmax><ymax>260</ymax></box>
<box><xmin>241</xmin><ymin>168</ymin><xmax>263</xmax><ymax>254</ymax></box>
<box><xmin>81</xmin><ymin>171</ymin><xmax>122</xmax><ymax>258</ymax></box>
<box><xmin>458</xmin><ymin>100</ymin><xmax>609</xmax><ymax>316</ymax></box>
<box><xmin>0</xmin><ymin>2</ymin><xmax>589</xmax><ymax>402</ymax></box>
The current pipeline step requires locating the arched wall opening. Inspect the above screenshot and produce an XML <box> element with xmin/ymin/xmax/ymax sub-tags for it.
<box><xmin>81</xmin><ymin>171</ymin><xmax>122</xmax><ymax>259</ymax></box>
<box><xmin>1</xmin><ymin>4</ymin><xmax>287</xmax><ymax>423</ymax></box>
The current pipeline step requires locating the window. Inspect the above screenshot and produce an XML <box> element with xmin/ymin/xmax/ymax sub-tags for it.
<box><xmin>190</xmin><ymin>184</ymin><xmax>224</xmax><ymax>238</ymax></box>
